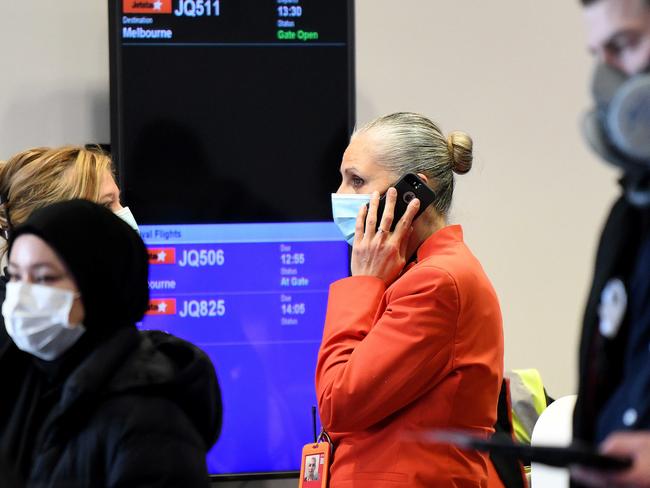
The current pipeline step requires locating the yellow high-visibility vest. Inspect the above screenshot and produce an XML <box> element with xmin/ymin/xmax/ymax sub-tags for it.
<box><xmin>507</xmin><ymin>369</ymin><xmax>547</xmax><ymax>445</ymax></box>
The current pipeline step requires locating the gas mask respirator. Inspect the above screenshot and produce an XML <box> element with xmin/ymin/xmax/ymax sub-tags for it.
<box><xmin>583</xmin><ymin>63</ymin><xmax>650</xmax><ymax>206</ymax></box>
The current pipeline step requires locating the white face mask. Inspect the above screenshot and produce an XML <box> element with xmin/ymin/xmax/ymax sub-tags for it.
<box><xmin>114</xmin><ymin>206</ymin><xmax>139</xmax><ymax>233</ymax></box>
<box><xmin>331</xmin><ymin>193</ymin><xmax>372</xmax><ymax>245</ymax></box>
<box><xmin>2</xmin><ymin>282</ymin><xmax>85</xmax><ymax>361</ymax></box>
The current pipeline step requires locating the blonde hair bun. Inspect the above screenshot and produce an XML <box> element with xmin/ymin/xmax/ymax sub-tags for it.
<box><xmin>446</xmin><ymin>131</ymin><xmax>473</xmax><ymax>175</ymax></box>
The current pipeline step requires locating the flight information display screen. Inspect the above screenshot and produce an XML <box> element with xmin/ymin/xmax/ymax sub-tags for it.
<box><xmin>109</xmin><ymin>0</ymin><xmax>354</xmax><ymax>478</ymax></box>
<box><xmin>110</xmin><ymin>0</ymin><xmax>354</xmax><ymax>224</ymax></box>
<box><xmin>140</xmin><ymin>223</ymin><xmax>348</xmax><ymax>475</ymax></box>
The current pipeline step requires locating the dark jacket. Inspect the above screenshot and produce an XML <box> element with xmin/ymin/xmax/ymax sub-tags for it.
<box><xmin>0</xmin><ymin>200</ymin><xmax>222</xmax><ymax>487</ymax></box>
<box><xmin>574</xmin><ymin>192</ymin><xmax>650</xmax><ymax>443</ymax></box>
<box><xmin>0</xmin><ymin>325</ymin><xmax>221</xmax><ymax>488</ymax></box>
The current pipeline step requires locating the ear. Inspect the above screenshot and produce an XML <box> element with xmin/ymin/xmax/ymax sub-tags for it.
<box><xmin>416</xmin><ymin>173</ymin><xmax>429</xmax><ymax>184</ymax></box>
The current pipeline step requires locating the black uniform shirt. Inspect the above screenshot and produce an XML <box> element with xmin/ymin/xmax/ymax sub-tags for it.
<box><xmin>596</xmin><ymin>227</ymin><xmax>650</xmax><ymax>442</ymax></box>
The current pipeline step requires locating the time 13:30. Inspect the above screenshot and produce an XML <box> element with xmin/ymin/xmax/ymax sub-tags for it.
<box><xmin>277</xmin><ymin>5</ymin><xmax>302</xmax><ymax>17</ymax></box>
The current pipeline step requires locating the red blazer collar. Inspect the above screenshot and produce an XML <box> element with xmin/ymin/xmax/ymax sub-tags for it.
<box><xmin>416</xmin><ymin>224</ymin><xmax>464</xmax><ymax>262</ymax></box>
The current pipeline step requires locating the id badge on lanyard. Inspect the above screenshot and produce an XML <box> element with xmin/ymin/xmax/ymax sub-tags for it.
<box><xmin>298</xmin><ymin>431</ymin><xmax>332</xmax><ymax>488</ymax></box>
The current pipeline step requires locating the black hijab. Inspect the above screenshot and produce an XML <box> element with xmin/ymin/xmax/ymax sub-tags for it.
<box><xmin>0</xmin><ymin>200</ymin><xmax>149</xmax><ymax>482</ymax></box>
<box><xmin>9</xmin><ymin>199</ymin><xmax>149</xmax><ymax>332</ymax></box>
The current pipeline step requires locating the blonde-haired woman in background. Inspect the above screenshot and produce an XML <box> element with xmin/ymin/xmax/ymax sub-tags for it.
<box><xmin>0</xmin><ymin>146</ymin><xmax>173</xmax><ymax>487</ymax></box>
<box><xmin>0</xmin><ymin>145</ymin><xmax>139</xmax><ymax>348</ymax></box>
<box><xmin>317</xmin><ymin>112</ymin><xmax>504</xmax><ymax>487</ymax></box>
<box><xmin>0</xmin><ymin>145</ymin><xmax>137</xmax><ymax>243</ymax></box>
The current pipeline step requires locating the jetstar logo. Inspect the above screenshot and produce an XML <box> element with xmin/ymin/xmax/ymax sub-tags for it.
<box><xmin>147</xmin><ymin>298</ymin><xmax>177</xmax><ymax>315</ymax></box>
<box><xmin>123</xmin><ymin>0</ymin><xmax>172</xmax><ymax>14</ymax></box>
<box><xmin>148</xmin><ymin>247</ymin><xmax>176</xmax><ymax>264</ymax></box>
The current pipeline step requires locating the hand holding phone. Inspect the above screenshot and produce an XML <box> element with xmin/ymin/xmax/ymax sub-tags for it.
<box><xmin>351</xmin><ymin>173</ymin><xmax>434</xmax><ymax>283</ymax></box>
<box><xmin>369</xmin><ymin>173</ymin><xmax>436</xmax><ymax>232</ymax></box>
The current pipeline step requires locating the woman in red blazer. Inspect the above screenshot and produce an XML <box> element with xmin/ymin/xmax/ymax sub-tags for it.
<box><xmin>317</xmin><ymin>112</ymin><xmax>504</xmax><ymax>487</ymax></box>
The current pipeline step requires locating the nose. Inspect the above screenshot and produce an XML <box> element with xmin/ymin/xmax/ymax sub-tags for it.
<box><xmin>599</xmin><ymin>48</ymin><xmax>627</xmax><ymax>75</ymax></box>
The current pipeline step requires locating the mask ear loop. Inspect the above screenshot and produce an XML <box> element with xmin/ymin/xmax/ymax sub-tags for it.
<box><xmin>0</xmin><ymin>193</ymin><xmax>13</xmax><ymax>241</ymax></box>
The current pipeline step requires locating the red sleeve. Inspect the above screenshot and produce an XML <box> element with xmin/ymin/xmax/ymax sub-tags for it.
<box><xmin>315</xmin><ymin>267</ymin><xmax>460</xmax><ymax>432</ymax></box>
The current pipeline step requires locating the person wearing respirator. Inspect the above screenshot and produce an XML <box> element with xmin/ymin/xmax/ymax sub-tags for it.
<box><xmin>572</xmin><ymin>1</ymin><xmax>650</xmax><ymax>486</ymax></box>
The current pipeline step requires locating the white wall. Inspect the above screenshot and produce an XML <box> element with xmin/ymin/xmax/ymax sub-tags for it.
<box><xmin>0</xmin><ymin>2</ymin><xmax>110</xmax><ymax>154</ymax></box>
<box><xmin>354</xmin><ymin>1</ymin><xmax>619</xmax><ymax>398</ymax></box>
<box><xmin>0</xmin><ymin>0</ymin><xmax>619</xmax><ymax>468</ymax></box>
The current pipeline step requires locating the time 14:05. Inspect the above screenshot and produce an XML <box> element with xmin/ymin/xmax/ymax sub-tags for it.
<box><xmin>281</xmin><ymin>303</ymin><xmax>306</xmax><ymax>315</ymax></box>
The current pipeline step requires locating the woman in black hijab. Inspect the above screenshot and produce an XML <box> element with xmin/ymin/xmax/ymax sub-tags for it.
<box><xmin>0</xmin><ymin>199</ymin><xmax>222</xmax><ymax>487</ymax></box>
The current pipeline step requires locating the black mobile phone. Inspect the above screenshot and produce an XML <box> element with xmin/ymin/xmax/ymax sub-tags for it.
<box><xmin>369</xmin><ymin>173</ymin><xmax>436</xmax><ymax>232</ymax></box>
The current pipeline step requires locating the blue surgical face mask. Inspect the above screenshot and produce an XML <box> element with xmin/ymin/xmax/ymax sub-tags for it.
<box><xmin>331</xmin><ymin>193</ymin><xmax>372</xmax><ymax>245</ymax></box>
